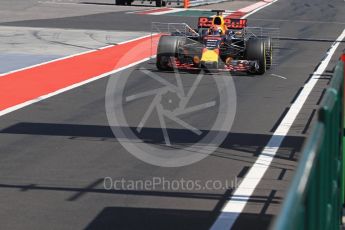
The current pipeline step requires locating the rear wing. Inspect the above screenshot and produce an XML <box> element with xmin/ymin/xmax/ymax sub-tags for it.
<box><xmin>198</xmin><ymin>17</ymin><xmax>248</xmax><ymax>29</ymax></box>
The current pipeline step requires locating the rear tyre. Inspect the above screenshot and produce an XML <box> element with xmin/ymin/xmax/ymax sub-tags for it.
<box><xmin>246</xmin><ymin>39</ymin><xmax>266</xmax><ymax>75</ymax></box>
<box><xmin>264</xmin><ymin>37</ymin><xmax>272</xmax><ymax>69</ymax></box>
<box><xmin>156</xmin><ymin>36</ymin><xmax>184</xmax><ymax>71</ymax></box>
<box><xmin>156</xmin><ymin>0</ymin><xmax>162</xmax><ymax>7</ymax></box>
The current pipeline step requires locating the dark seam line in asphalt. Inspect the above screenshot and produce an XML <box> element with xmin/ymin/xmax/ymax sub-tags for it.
<box><xmin>21</xmin><ymin>183</ymin><xmax>36</xmax><ymax>191</ymax></box>
<box><xmin>49</xmin><ymin>40</ymin><xmax>100</xmax><ymax>50</ymax></box>
<box><xmin>212</xmin><ymin>188</ymin><xmax>235</xmax><ymax>215</ymax></box>
<box><xmin>0</xmin><ymin>183</ymin><xmax>240</xmax><ymax>200</ymax></box>
<box><xmin>301</xmin><ymin>109</ymin><xmax>317</xmax><ymax>134</ymax></box>
<box><xmin>305</xmin><ymin>73</ymin><xmax>333</xmax><ymax>84</ymax></box>
<box><xmin>304</xmin><ymin>48</ymin><xmax>335</xmax><ymax>84</ymax></box>
<box><xmin>269</xmin><ymin>107</ymin><xmax>290</xmax><ymax>133</ymax></box>
<box><xmin>326</xmin><ymin>65</ymin><xmax>336</xmax><ymax>74</ymax></box>
<box><xmin>254</xmin><ymin>146</ymin><xmax>264</xmax><ymax>157</ymax></box>
<box><xmin>304</xmin><ymin>74</ymin><xmax>313</xmax><ymax>84</ymax></box>
<box><xmin>313</xmin><ymin>62</ymin><xmax>321</xmax><ymax>72</ymax></box>
<box><xmin>288</xmin><ymin>149</ymin><xmax>297</xmax><ymax>161</ymax></box>
<box><xmin>290</xmin><ymin>87</ymin><xmax>304</xmax><ymax>104</ymax></box>
<box><xmin>227</xmin><ymin>196</ymin><xmax>282</xmax><ymax>205</ymax></box>
<box><xmin>237</xmin><ymin>166</ymin><xmax>250</xmax><ymax>178</ymax></box>
<box><xmin>316</xmin><ymin>88</ymin><xmax>326</xmax><ymax>105</ymax></box>
<box><xmin>0</xmin><ymin>33</ymin><xmax>25</xmax><ymax>38</ymax></box>
<box><xmin>86</xmin><ymin>32</ymin><xmax>114</xmax><ymax>46</ymax></box>
<box><xmin>277</xmin><ymin>168</ymin><xmax>287</xmax><ymax>180</ymax></box>
<box><xmin>32</xmin><ymin>31</ymin><xmax>113</xmax><ymax>50</ymax></box>
<box><xmin>67</xmin><ymin>178</ymin><xmax>104</xmax><ymax>201</ymax></box>
<box><xmin>259</xmin><ymin>190</ymin><xmax>277</xmax><ymax>216</ymax></box>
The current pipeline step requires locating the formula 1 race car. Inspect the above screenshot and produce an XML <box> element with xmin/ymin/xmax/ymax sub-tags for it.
<box><xmin>155</xmin><ymin>10</ymin><xmax>273</xmax><ymax>74</ymax></box>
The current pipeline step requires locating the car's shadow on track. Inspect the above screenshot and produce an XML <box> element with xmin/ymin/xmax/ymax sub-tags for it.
<box><xmin>0</xmin><ymin>122</ymin><xmax>304</xmax><ymax>162</ymax></box>
<box><xmin>142</xmin><ymin>67</ymin><xmax>258</xmax><ymax>78</ymax></box>
<box><xmin>85</xmin><ymin>206</ymin><xmax>217</xmax><ymax>230</ymax></box>
<box><xmin>0</xmin><ymin>180</ymin><xmax>277</xmax><ymax>229</ymax></box>
<box><xmin>0</xmin><ymin>122</ymin><xmax>297</xmax><ymax>229</ymax></box>
<box><xmin>83</xmin><ymin>205</ymin><xmax>272</xmax><ymax>230</ymax></box>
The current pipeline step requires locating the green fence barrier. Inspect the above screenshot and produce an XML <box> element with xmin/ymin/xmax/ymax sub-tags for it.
<box><xmin>272</xmin><ymin>57</ymin><xmax>344</xmax><ymax>230</ymax></box>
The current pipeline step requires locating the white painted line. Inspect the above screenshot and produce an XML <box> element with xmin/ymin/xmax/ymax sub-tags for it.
<box><xmin>0</xmin><ymin>56</ymin><xmax>155</xmax><ymax>117</ymax></box>
<box><xmin>211</xmin><ymin>28</ymin><xmax>345</xmax><ymax>230</ymax></box>
<box><xmin>0</xmin><ymin>33</ymin><xmax>151</xmax><ymax>77</ymax></box>
<box><xmin>38</xmin><ymin>1</ymin><xmax>98</xmax><ymax>6</ymax></box>
<box><xmin>117</xmin><ymin>33</ymin><xmax>153</xmax><ymax>44</ymax></box>
<box><xmin>238</xmin><ymin>1</ymin><xmax>268</xmax><ymax>13</ymax></box>
<box><xmin>127</xmin><ymin>8</ymin><xmax>235</xmax><ymax>16</ymax></box>
<box><xmin>242</xmin><ymin>0</ymin><xmax>279</xmax><ymax>19</ymax></box>
<box><xmin>126</xmin><ymin>8</ymin><xmax>164</xmax><ymax>14</ymax></box>
<box><xmin>186</xmin><ymin>9</ymin><xmax>234</xmax><ymax>12</ymax></box>
<box><xmin>222</xmin><ymin>11</ymin><xmax>236</xmax><ymax>17</ymax></box>
<box><xmin>126</xmin><ymin>8</ymin><xmax>182</xmax><ymax>15</ymax></box>
<box><xmin>270</xmin><ymin>73</ymin><xmax>287</xmax><ymax>79</ymax></box>
<box><xmin>38</xmin><ymin>1</ymin><xmax>78</xmax><ymax>5</ymax></box>
<box><xmin>150</xmin><ymin>8</ymin><xmax>186</xmax><ymax>15</ymax></box>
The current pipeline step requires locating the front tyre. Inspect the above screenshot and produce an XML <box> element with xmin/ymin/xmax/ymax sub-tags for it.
<box><xmin>156</xmin><ymin>36</ymin><xmax>184</xmax><ymax>71</ymax></box>
<box><xmin>246</xmin><ymin>39</ymin><xmax>266</xmax><ymax>75</ymax></box>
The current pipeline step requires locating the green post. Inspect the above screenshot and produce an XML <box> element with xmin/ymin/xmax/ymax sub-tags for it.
<box><xmin>340</xmin><ymin>53</ymin><xmax>345</xmax><ymax>206</ymax></box>
<box><xmin>271</xmin><ymin>55</ymin><xmax>345</xmax><ymax>230</ymax></box>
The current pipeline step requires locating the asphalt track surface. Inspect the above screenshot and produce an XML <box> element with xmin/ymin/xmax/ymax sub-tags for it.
<box><xmin>0</xmin><ymin>0</ymin><xmax>345</xmax><ymax>229</ymax></box>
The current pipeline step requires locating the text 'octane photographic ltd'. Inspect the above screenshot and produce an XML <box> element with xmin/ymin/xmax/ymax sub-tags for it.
<box><xmin>104</xmin><ymin>177</ymin><xmax>241</xmax><ymax>191</ymax></box>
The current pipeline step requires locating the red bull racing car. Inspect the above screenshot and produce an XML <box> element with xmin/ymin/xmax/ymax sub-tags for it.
<box><xmin>156</xmin><ymin>10</ymin><xmax>273</xmax><ymax>74</ymax></box>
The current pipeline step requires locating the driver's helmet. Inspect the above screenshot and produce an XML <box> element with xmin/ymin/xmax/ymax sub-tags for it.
<box><xmin>209</xmin><ymin>26</ymin><xmax>223</xmax><ymax>35</ymax></box>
